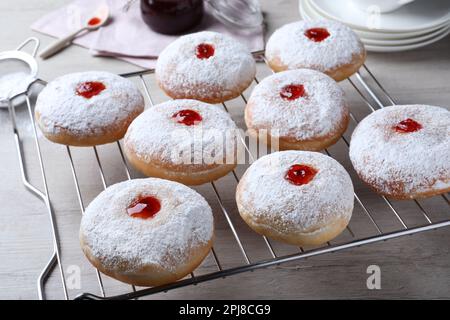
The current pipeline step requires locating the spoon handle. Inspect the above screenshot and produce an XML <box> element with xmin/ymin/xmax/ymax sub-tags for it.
<box><xmin>40</xmin><ymin>28</ymin><xmax>87</xmax><ymax>59</ymax></box>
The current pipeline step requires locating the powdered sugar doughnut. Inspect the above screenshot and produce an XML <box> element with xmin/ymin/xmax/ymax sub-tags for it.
<box><xmin>156</xmin><ymin>31</ymin><xmax>256</xmax><ymax>103</ymax></box>
<box><xmin>350</xmin><ymin>105</ymin><xmax>450</xmax><ymax>199</ymax></box>
<box><xmin>124</xmin><ymin>99</ymin><xmax>238</xmax><ymax>185</ymax></box>
<box><xmin>35</xmin><ymin>71</ymin><xmax>144</xmax><ymax>146</ymax></box>
<box><xmin>236</xmin><ymin>151</ymin><xmax>354</xmax><ymax>246</ymax></box>
<box><xmin>266</xmin><ymin>20</ymin><xmax>366</xmax><ymax>81</ymax></box>
<box><xmin>80</xmin><ymin>178</ymin><xmax>214</xmax><ymax>287</ymax></box>
<box><xmin>245</xmin><ymin>69</ymin><xmax>349</xmax><ymax>151</ymax></box>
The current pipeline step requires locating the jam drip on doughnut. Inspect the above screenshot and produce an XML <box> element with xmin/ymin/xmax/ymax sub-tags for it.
<box><xmin>304</xmin><ymin>28</ymin><xmax>330</xmax><ymax>42</ymax></box>
<box><xmin>127</xmin><ymin>196</ymin><xmax>161</xmax><ymax>219</ymax></box>
<box><xmin>280</xmin><ymin>84</ymin><xmax>306</xmax><ymax>101</ymax></box>
<box><xmin>394</xmin><ymin>118</ymin><xmax>422</xmax><ymax>133</ymax></box>
<box><xmin>196</xmin><ymin>43</ymin><xmax>215</xmax><ymax>59</ymax></box>
<box><xmin>76</xmin><ymin>81</ymin><xmax>106</xmax><ymax>99</ymax></box>
<box><xmin>172</xmin><ymin>109</ymin><xmax>203</xmax><ymax>126</ymax></box>
<box><xmin>285</xmin><ymin>164</ymin><xmax>318</xmax><ymax>186</ymax></box>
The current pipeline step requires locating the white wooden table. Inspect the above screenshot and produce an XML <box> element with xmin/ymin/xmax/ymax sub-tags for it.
<box><xmin>1</xmin><ymin>0</ymin><xmax>449</xmax><ymax>300</ymax></box>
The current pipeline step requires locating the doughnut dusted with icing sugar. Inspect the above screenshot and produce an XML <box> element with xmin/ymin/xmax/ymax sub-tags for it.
<box><xmin>236</xmin><ymin>151</ymin><xmax>354</xmax><ymax>246</ymax></box>
<box><xmin>35</xmin><ymin>71</ymin><xmax>145</xmax><ymax>146</ymax></box>
<box><xmin>350</xmin><ymin>105</ymin><xmax>450</xmax><ymax>199</ymax></box>
<box><xmin>124</xmin><ymin>99</ymin><xmax>238</xmax><ymax>185</ymax></box>
<box><xmin>80</xmin><ymin>178</ymin><xmax>214</xmax><ymax>287</ymax></box>
<box><xmin>245</xmin><ymin>69</ymin><xmax>349</xmax><ymax>151</ymax></box>
<box><xmin>266</xmin><ymin>20</ymin><xmax>366</xmax><ymax>81</ymax></box>
<box><xmin>155</xmin><ymin>31</ymin><xmax>256</xmax><ymax>103</ymax></box>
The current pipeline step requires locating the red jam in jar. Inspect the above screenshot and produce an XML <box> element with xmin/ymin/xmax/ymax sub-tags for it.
<box><xmin>140</xmin><ymin>0</ymin><xmax>204</xmax><ymax>35</ymax></box>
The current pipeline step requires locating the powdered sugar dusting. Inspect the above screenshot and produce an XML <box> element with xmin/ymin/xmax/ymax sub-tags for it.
<box><xmin>0</xmin><ymin>72</ymin><xmax>35</xmax><ymax>102</ymax></box>
<box><xmin>238</xmin><ymin>151</ymin><xmax>354</xmax><ymax>234</ymax></box>
<box><xmin>80</xmin><ymin>178</ymin><xmax>214</xmax><ymax>272</ymax></box>
<box><xmin>125</xmin><ymin>99</ymin><xmax>238</xmax><ymax>166</ymax></box>
<box><xmin>349</xmin><ymin>105</ymin><xmax>450</xmax><ymax>196</ymax></box>
<box><xmin>156</xmin><ymin>31</ymin><xmax>256</xmax><ymax>100</ymax></box>
<box><xmin>246</xmin><ymin>69</ymin><xmax>347</xmax><ymax>140</ymax></box>
<box><xmin>266</xmin><ymin>20</ymin><xmax>364</xmax><ymax>72</ymax></box>
<box><xmin>35</xmin><ymin>71</ymin><xmax>144</xmax><ymax>136</ymax></box>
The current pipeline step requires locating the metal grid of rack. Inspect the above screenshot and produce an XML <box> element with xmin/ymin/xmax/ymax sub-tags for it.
<box><xmin>7</xmin><ymin>50</ymin><xmax>450</xmax><ymax>300</ymax></box>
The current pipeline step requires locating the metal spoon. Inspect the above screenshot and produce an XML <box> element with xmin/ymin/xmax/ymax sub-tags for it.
<box><xmin>39</xmin><ymin>5</ymin><xmax>110</xmax><ymax>60</ymax></box>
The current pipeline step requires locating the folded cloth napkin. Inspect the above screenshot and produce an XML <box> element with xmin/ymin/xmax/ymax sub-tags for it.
<box><xmin>32</xmin><ymin>0</ymin><xmax>265</xmax><ymax>69</ymax></box>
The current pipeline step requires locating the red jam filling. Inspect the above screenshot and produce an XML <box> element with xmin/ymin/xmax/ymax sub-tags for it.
<box><xmin>280</xmin><ymin>84</ymin><xmax>306</xmax><ymax>100</ymax></box>
<box><xmin>88</xmin><ymin>17</ymin><xmax>102</xmax><ymax>26</ymax></box>
<box><xmin>285</xmin><ymin>164</ymin><xmax>318</xmax><ymax>186</ymax></box>
<box><xmin>196</xmin><ymin>43</ymin><xmax>215</xmax><ymax>59</ymax></box>
<box><xmin>76</xmin><ymin>81</ymin><xmax>106</xmax><ymax>99</ymax></box>
<box><xmin>304</xmin><ymin>28</ymin><xmax>330</xmax><ymax>42</ymax></box>
<box><xmin>394</xmin><ymin>118</ymin><xmax>422</xmax><ymax>133</ymax></box>
<box><xmin>172</xmin><ymin>109</ymin><xmax>203</xmax><ymax>126</ymax></box>
<box><xmin>127</xmin><ymin>196</ymin><xmax>161</xmax><ymax>219</ymax></box>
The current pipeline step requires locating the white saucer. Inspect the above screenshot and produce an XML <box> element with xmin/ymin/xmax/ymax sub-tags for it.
<box><xmin>354</xmin><ymin>24</ymin><xmax>450</xmax><ymax>40</ymax></box>
<box><xmin>309</xmin><ymin>0</ymin><xmax>450</xmax><ymax>33</ymax></box>
<box><xmin>299</xmin><ymin>0</ymin><xmax>450</xmax><ymax>52</ymax></box>
<box><xmin>362</xmin><ymin>25</ymin><xmax>450</xmax><ymax>46</ymax></box>
<box><xmin>364</xmin><ymin>27</ymin><xmax>450</xmax><ymax>52</ymax></box>
<box><xmin>302</xmin><ymin>0</ymin><xmax>450</xmax><ymax>45</ymax></box>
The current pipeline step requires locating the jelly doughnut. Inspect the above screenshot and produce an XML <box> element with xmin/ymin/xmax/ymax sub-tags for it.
<box><xmin>236</xmin><ymin>151</ymin><xmax>354</xmax><ymax>246</ymax></box>
<box><xmin>245</xmin><ymin>69</ymin><xmax>349</xmax><ymax>151</ymax></box>
<box><xmin>156</xmin><ymin>31</ymin><xmax>256</xmax><ymax>103</ymax></box>
<box><xmin>124</xmin><ymin>99</ymin><xmax>238</xmax><ymax>185</ymax></box>
<box><xmin>35</xmin><ymin>71</ymin><xmax>145</xmax><ymax>146</ymax></box>
<box><xmin>80</xmin><ymin>178</ymin><xmax>214</xmax><ymax>287</ymax></box>
<box><xmin>266</xmin><ymin>20</ymin><xmax>366</xmax><ymax>81</ymax></box>
<box><xmin>350</xmin><ymin>105</ymin><xmax>450</xmax><ymax>199</ymax></box>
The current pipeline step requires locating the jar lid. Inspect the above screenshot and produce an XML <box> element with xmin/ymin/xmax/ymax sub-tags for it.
<box><xmin>206</xmin><ymin>0</ymin><xmax>264</xmax><ymax>29</ymax></box>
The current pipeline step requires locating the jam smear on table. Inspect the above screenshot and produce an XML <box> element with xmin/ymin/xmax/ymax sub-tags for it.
<box><xmin>280</xmin><ymin>84</ymin><xmax>306</xmax><ymax>101</ymax></box>
<box><xmin>76</xmin><ymin>82</ymin><xmax>106</xmax><ymax>99</ymax></box>
<box><xmin>394</xmin><ymin>118</ymin><xmax>422</xmax><ymax>133</ymax></box>
<box><xmin>196</xmin><ymin>43</ymin><xmax>215</xmax><ymax>59</ymax></box>
<box><xmin>304</xmin><ymin>28</ymin><xmax>330</xmax><ymax>42</ymax></box>
<box><xmin>285</xmin><ymin>164</ymin><xmax>318</xmax><ymax>186</ymax></box>
<box><xmin>88</xmin><ymin>17</ymin><xmax>102</xmax><ymax>26</ymax></box>
<box><xmin>127</xmin><ymin>196</ymin><xmax>161</xmax><ymax>219</ymax></box>
<box><xmin>172</xmin><ymin>109</ymin><xmax>203</xmax><ymax>126</ymax></box>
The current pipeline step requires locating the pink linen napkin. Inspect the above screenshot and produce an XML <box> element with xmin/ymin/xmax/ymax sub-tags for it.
<box><xmin>31</xmin><ymin>0</ymin><xmax>265</xmax><ymax>69</ymax></box>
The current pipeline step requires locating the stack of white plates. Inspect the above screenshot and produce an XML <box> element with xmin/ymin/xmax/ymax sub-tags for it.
<box><xmin>299</xmin><ymin>0</ymin><xmax>450</xmax><ymax>52</ymax></box>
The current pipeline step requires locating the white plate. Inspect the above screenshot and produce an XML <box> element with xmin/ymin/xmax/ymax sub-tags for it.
<box><xmin>361</xmin><ymin>25</ymin><xmax>450</xmax><ymax>46</ymax></box>
<box><xmin>354</xmin><ymin>23</ymin><xmax>450</xmax><ymax>40</ymax></box>
<box><xmin>299</xmin><ymin>0</ymin><xmax>450</xmax><ymax>52</ymax></box>
<box><xmin>309</xmin><ymin>0</ymin><xmax>450</xmax><ymax>33</ymax></box>
<box><xmin>304</xmin><ymin>0</ymin><xmax>449</xmax><ymax>40</ymax></box>
<box><xmin>299</xmin><ymin>0</ymin><xmax>316</xmax><ymax>22</ymax></box>
<box><xmin>364</xmin><ymin>27</ymin><xmax>450</xmax><ymax>51</ymax></box>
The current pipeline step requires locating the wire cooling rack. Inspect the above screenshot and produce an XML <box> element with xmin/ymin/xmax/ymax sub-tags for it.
<box><xmin>7</xmin><ymin>50</ymin><xmax>450</xmax><ymax>300</ymax></box>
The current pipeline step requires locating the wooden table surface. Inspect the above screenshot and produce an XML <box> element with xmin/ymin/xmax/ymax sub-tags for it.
<box><xmin>1</xmin><ymin>0</ymin><xmax>449</xmax><ymax>300</ymax></box>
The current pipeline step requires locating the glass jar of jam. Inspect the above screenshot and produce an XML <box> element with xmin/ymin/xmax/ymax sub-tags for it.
<box><xmin>140</xmin><ymin>0</ymin><xmax>204</xmax><ymax>35</ymax></box>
